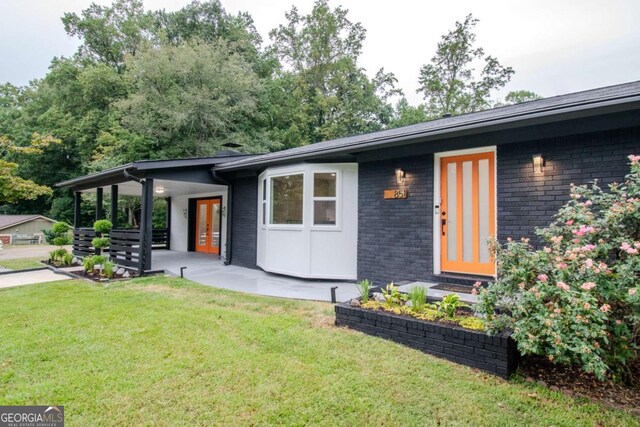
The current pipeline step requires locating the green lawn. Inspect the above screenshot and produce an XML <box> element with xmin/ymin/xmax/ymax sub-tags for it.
<box><xmin>0</xmin><ymin>257</ymin><xmax>43</xmax><ymax>270</ymax></box>
<box><xmin>0</xmin><ymin>277</ymin><xmax>637</xmax><ymax>426</ymax></box>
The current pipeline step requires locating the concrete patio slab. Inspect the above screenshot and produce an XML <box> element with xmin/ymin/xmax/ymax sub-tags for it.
<box><xmin>0</xmin><ymin>269</ymin><xmax>68</xmax><ymax>289</ymax></box>
<box><xmin>153</xmin><ymin>250</ymin><xmax>360</xmax><ymax>302</ymax></box>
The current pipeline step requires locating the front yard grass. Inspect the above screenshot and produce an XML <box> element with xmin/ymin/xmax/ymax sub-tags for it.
<box><xmin>0</xmin><ymin>276</ymin><xmax>637</xmax><ymax>426</ymax></box>
<box><xmin>0</xmin><ymin>257</ymin><xmax>43</xmax><ymax>271</ymax></box>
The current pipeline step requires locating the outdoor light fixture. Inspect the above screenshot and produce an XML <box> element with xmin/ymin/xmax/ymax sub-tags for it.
<box><xmin>154</xmin><ymin>187</ymin><xmax>166</xmax><ymax>194</ymax></box>
<box><xmin>532</xmin><ymin>154</ymin><xmax>544</xmax><ymax>173</ymax></box>
<box><xmin>395</xmin><ymin>168</ymin><xmax>406</xmax><ymax>184</ymax></box>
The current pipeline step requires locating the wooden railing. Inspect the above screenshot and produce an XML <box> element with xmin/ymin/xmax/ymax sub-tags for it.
<box><xmin>152</xmin><ymin>228</ymin><xmax>169</xmax><ymax>250</ymax></box>
<box><xmin>73</xmin><ymin>228</ymin><xmax>97</xmax><ymax>257</ymax></box>
<box><xmin>109</xmin><ymin>229</ymin><xmax>141</xmax><ymax>269</ymax></box>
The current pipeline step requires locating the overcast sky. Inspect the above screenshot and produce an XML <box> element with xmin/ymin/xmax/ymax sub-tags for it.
<box><xmin>2</xmin><ymin>0</ymin><xmax>639</xmax><ymax>105</ymax></box>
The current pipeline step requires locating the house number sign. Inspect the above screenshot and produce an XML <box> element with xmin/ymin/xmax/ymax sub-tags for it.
<box><xmin>383</xmin><ymin>189</ymin><xmax>408</xmax><ymax>199</ymax></box>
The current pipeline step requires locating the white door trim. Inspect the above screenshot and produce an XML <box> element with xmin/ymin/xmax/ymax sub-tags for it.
<box><xmin>433</xmin><ymin>146</ymin><xmax>497</xmax><ymax>275</ymax></box>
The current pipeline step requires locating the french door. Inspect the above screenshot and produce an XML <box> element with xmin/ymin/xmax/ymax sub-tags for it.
<box><xmin>440</xmin><ymin>152</ymin><xmax>495</xmax><ymax>275</ymax></box>
<box><xmin>195</xmin><ymin>198</ymin><xmax>221</xmax><ymax>255</ymax></box>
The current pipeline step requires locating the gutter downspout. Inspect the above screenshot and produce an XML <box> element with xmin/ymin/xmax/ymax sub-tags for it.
<box><xmin>123</xmin><ymin>168</ymin><xmax>143</xmax><ymax>183</ymax></box>
<box><xmin>211</xmin><ymin>169</ymin><xmax>233</xmax><ymax>266</ymax></box>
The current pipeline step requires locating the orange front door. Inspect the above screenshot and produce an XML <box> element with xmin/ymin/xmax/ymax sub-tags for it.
<box><xmin>195</xmin><ymin>198</ymin><xmax>221</xmax><ymax>255</ymax></box>
<box><xmin>440</xmin><ymin>152</ymin><xmax>495</xmax><ymax>275</ymax></box>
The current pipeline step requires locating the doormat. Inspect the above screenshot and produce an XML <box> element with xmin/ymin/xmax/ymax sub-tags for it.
<box><xmin>430</xmin><ymin>283</ymin><xmax>474</xmax><ymax>294</ymax></box>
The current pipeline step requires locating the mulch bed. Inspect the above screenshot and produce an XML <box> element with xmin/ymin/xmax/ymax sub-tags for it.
<box><xmin>67</xmin><ymin>269</ymin><xmax>139</xmax><ymax>282</ymax></box>
<box><xmin>519</xmin><ymin>355</ymin><xmax>640</xmax><ymax>415</ymax></box>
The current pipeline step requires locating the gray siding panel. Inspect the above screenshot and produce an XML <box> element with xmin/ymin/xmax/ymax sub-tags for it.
<box><xmin>357</xmin><ymin>155</ymin><xmax>433</xmax><ymax>285</ymax></box>
<box><xmin>231</xmin><ymin>176</ymin><xmax>258</xmax><ymax>269</ymax></box>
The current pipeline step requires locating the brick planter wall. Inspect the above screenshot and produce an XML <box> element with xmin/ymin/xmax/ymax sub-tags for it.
<box><xmin>335</xmin><ymin>303</ymin><xmax>519</xmax><ymax>378</ymax></box>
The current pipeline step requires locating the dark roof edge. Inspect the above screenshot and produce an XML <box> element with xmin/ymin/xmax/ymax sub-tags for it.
<box><xmin>214</xmin><ymin>89</ymin><xmax>640</xmax><ymax>171</ymax></box>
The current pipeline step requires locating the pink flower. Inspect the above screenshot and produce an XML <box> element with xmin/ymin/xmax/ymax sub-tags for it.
<box><xmin>556</xmin><ymin>262</ymin><xmax>567</xmax><ymax>269</ymax></box>
<box><xmin>572</xmin><ymin>238</ymin><xmax>581</xmax><ymax>244</ymax></box>
<box><xmin>581</xmin><ymin>282</ymin><xmax>596</xmax><ymax>290</ymax></box>
<box><xmin>573</xmin><ymin>225</ymin><xmax>595</xmax><ymax>236</ymax></box>
<box><xmin>550</xmin><ymin>235</ymin><xmax>563</xmax><ymax>245</ymax></box>
<box><xmin>471</xmin><ymin>288</ymin><xmax>478</xmax><ymax>295</ymax></box>
<box><xmin>581</xmin><ymin>244</ymin><xmax>596</xmax><ymax>252</ymax></box>
<box><xmin>473</xmin><ymin>281</ymin><xmax>482</xmax><ymax>288</ymax></box>
<box><xmin>628</xmin><ymin>248</ymin><xmax>639</xmax><ymax>255</ymax></box>
<box><xmin>585</xmin><ymin>259</ymin><xmax>594</xmax><ymax>269</ymax></box>
<box><xmin>584</xmin><ymin>302</ymin><xmax>591</xmax><ymax>310</ymax></box>
<box><xmin>518</xmin><ymin>282</ymin><xmax>525</xmax><ymax>290</ymax></box>
<box><xmin>565</xmin><ymin>219</ymin><xmax>574</xmax><ymax>226</ymax></box>
<box><xmin>554</xmin><ymin>308</ymin><xmax>562</xmax><ymax>314</ymax></box>
<box><xmin>600</xmin><ymin>304</ymin><xmax>611</xmax><ymax>313</ymax></box>
<box><xmin>628</xmin><ymin>154</ymin><xmax>640</xmax><ymax>164</ymax></box>
<box><xmin>616</xmin><ymin>320</ymin><xmax>622</xmax><ymax>325</ymax></box>
<box><xmin>556</xmin><ymin>282</ymin><xmax>570</xmax><ymax>291</ymax></box>
<box><xmin>629</xmin><ymin>288</ymin><xmax>637</xmax><ymax>296</ymax></box>
<box><xmin>537</xmin><ymin>274</ymin><xmax>548</xmax><ymax>283</ymax></box>
<box><xmin>582</xmin><ymin>200</ymin><xmax>593</xmax><ymax>207</ymax></box>
<box><xmin>621</xmin><ymin>242</ymin><xmax>639</xmax><ymax>255</ymax></box>
<box><xmin>543</xmin><ymin>247</ymin><xmax>552</xmax><ymax>254</ymax></box>
<box><xmin>635</xmin><ymin>242</ymin><xmax>640</xmax><ymax>249</ymax></box>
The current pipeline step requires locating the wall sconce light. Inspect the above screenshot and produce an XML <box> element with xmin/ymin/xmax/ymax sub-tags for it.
<box><xmin>395</xmin><ymin>168</ymin><xmax>406</xmax><ymax>184</ymax></box>
<box><xmin>532</xmin><ymin>154</ymin><xmax>544</xmax><ymax>173</ymax></box>
<box><xmin>154</xmin><ymin>186</ymin><xmax>165</xmax><ymax>194</ymax></box>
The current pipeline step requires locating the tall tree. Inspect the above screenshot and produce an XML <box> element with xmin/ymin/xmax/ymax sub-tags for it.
<box><xmin>62</xmin><ymin>0</ymin><xmax>153</xmax><ymax>71</ymax></box>
<box><xmin>499</xmin><ymin>90</ymin><xmax>543</xmax><ymax>106</ymax></box>
<box><xmin>269</xmin><ymin>0</ymin><xmax>401</xmax><ymax>144</ymax></box>
<box><xmin>417</xmin><ymin>14</ymin><xmax>514</xmax><ymax>117</ymax></box>
<box><xmin>117</xmin><ymin>40</ymin><xmax>268</xmax><ymax>158</ymax></box>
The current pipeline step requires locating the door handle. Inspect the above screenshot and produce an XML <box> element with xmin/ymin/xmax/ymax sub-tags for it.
<box><xmin>441</xmin><ymin>211</ymin><xmax>446</xmax><ymax>236</ymax></box>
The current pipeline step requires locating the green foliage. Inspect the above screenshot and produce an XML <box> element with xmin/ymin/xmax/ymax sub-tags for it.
<box><xmin>52</xmin><ymin>221</ymin><xmax>70</xmax><ymax>234</ymax></box>
<box><xmin>83</xmin><ymin>256</ymin><xmax>96</xmax><ymax>273</ymax></box>
<box><xmin>91</xmin><ymin>237</ymin><xmax>110</xmax><ymax>249</ymax></box>
<box><xmin>477</xmin><ymin>155</ymin><xmax>640</xmax><ymax>382</ymax></box>
<box><xmin>380</xmin><ymin>282</ymin><xmax>407</xmax><ymax>306</ymax></box>
<box><xmin>436</xmin><ymin>294</ymin><xmax>469</xmax><ymax>318</ymax></box>
<box><xmin>49</xmin><ymin>248</ymin><xmax>69</xmax><ymax>264</ymax></box>
<box><xmin>63</xmin><ymin>253</ymin><xmax>75</xmax><ymax>267</ymax></box>
<box><xmin>500</xmin><ymin>90</ymin><xmax>543</xmax><ymax>106</ymax></box>
<box><xmin>93</xmin><ymin>255</ymin><xmax>107</xmax><ymax>266</ymax></box>
<box><xmin>93</xmin><ymin>219</ymin><xmax>113</xmax><ymax>233</ymax></box>
<box><xmin>458</xmin><ymin>317</ymin><xmax>485</xmax><ymax>331</ymax></box>
<box><xmin>355</xmin><ymin>279</ymin><xmax>371</xmax><ymax>303</ymax></box>
<box><xmin>417</xmin><ymin>14</ymin><xmax>514</xmax><ymax>117</ymax></box>
<box><xmin>103</xmin><ymin>261</ymin><xmax>115</xmax><ymax>278</ymax></box>
<box><xmin>408</xmin><ymin>285</ymin><xmax>428</xmax><ymax>311</ymax></box>
<box><xmin>53</xmin><ymin>236</ymin><xmax>71</xmax><ymax>247</ymax></box>
<box><xmin>269</xmin><ymin>0</ymin><xmax>401</xmax><ymax>144</ymax></box>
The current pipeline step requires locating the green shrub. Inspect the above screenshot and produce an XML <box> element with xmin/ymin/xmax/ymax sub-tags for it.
<box><xmin>63</xmin><ymin>253</ymin><xmax>74</xmax><ymax>266</ymax></box>
<box><xmin>53</xmin><ymin>236</ymin><xmax>71</xmax><ymax>247</ymax></box>
<box><xmin>381</xmin><ymin>282</ymin><xmax>407</xmax><ymax>306</ymax></box>
<box><xmin>458</xmin><ymin>317</ymin><xmax>485</xmax><ymax>331</ymax></box>
<box><xmin>91</xmin><ymin>237</ymin><xmax>110</xmax><ymax>249</ymax></box>
<box><xmin>83</xmin><ymin>256</ymin><xmax>96</xmax><ymax>273</ymax></box>
<box><xmin>103</xmin><ymin>261</ymin><xmax>115</xmax><ymax>278</ymax></box>
<box><xmin>52</xmin><ymin>221</ymin><xmax>70</xmax><ymax>234</ymax></box>
<box><xmin>408</xmin><ymin>286</ymin><xmax>428</xmax><ymax>311</ymax></box>
<box><xmin>436</xmin><ymin>294</ymin><xmax>468</xmax><ymax>318</ymax></box>
<box><xmin>93</xmin><ymin>219</ymin><xmax>113</xmax><ymax>234</ymax></box>
<box><xmin>48</xmin><ymin>250</ymin><xmax>57</xmax><ymax>263</ymax></box>
<box><xmin>355</xmin><ymin>279</ymin><xmax>372</xmax><ymax>303</ymax></box>
<box><xmin>477</xmin><ymin>154</ymin><xmax>640</xmax><ymax>382</ymax></box>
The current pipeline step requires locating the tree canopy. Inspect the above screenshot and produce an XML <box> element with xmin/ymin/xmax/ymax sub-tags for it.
<box><xmin>0</xmin><ymin>1</ymin><xmax>539</xmax><ymax>220</ymax></box>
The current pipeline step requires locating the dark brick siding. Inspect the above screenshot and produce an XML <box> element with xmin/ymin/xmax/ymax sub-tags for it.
<box><xmin>357</xmin><ymin>155</ymin><xmax>433</xmax><ymax>285</ymax></box>
<box><xmin>497</xmin><ymin>126</ymin><xmax>640</xmax><ymax>246</ymax></box>
<box><xmin>230</xmin><ymin>176</ymin><xmax>258</xmax><ymax>269</ymax></box>
<box><xmin>335</xmin><ymin>303</ymin><xmax>519</xmax><ymax>378</ymax></box>
<box><xmin>357</xmin><ymin>126</ymin><xmax>640</xmax><ymax>284</ymax></box>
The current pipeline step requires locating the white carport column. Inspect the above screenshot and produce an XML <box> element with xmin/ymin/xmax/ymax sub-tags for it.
<box><xmin>139</xmin><ymin>178</ymin><xmax>154</xmax><ymax>274</ymax></box>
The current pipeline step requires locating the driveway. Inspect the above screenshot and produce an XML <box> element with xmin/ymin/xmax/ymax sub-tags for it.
<box><xmin>0</xmin><ymin>244</ymin><xmax>72</xmax><ymax>260</ymax></box>
<box><xmin>0</xmin><ymin>269</ymin><xmax>68</xmax><ymax>289</ymax></box>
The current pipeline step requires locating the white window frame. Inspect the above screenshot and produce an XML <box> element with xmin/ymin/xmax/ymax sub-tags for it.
<box><xmin>311</xmin><ymin>170</ymin><xmax>340</xmax><ymax>229</ymax></box>
<box><xmin>267</xmin><ymin>170</ymin><xmax>305</xmax><ymax>230</ymax></box>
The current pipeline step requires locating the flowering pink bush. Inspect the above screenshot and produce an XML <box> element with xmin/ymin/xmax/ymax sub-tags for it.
<box><xmin>478</xmin><ymin>155</ymin><xmax>640</xmax><ymax>382</ymax></box>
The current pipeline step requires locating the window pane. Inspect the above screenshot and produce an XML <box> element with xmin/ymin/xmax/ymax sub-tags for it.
<box><xmin>262</xmin><ymin>179</ymin><xmax>266</xmax><ymax>201</ymax></box>
<box><xmin>270</xmin><ymin>174</ymin><xmax>304</xmax><ymax>224</ymax></box>
<box><xmin>314</xmin><ymin>173</ymin><xmax>336</xmax><ymax>197</ymax></box>
<box><xmin>314</xmin><ymin>200</ymin><xmax>336</xmax><ymax>225</ymax></box>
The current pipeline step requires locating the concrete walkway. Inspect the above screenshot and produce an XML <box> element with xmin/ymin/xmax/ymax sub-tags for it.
<box><xmin>153</xmin><ymin>250</ymin><xmax>360</xmax><ymax>302</ymax></box>
<box><xmin>398</xmin><ymin>282</ymin><xmax>478</xmax><ymax>304</ymax></box>
<box><xmin>0</xmin><ymin>269</ymin><xmax>68</xmax><ymax>289</ymax></box>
